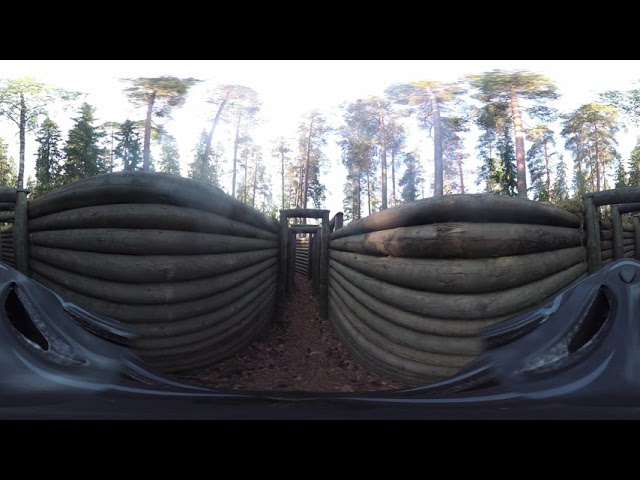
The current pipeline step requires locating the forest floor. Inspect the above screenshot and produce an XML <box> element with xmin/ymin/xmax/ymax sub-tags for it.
<box><xmin>171</xmin><ymin>272</ymin><xmax>409</xmax><ymax>393</ymax></box>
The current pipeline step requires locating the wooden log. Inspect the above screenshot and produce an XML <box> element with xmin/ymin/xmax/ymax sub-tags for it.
<box><xmin>601</xmin><ymin>249</ymin><xmax>613</xmax><ymax>260</ymax></box>
<box><xmin>287</xmin><ymin>228</ymin><xmax>295</xmax><ymax>292</ymax></box>
<box><xmin>602</xmin><ymin>258</ymin><xmax>614</xmax><ymax>266</ymax></box>
<box><xmin>330</xmin><ymin>223</ymin><xmax>583</xmax><ymax>259</ymax></box>
<box><xmin>600</xmin><ymin>230</ymin><xmax>613</xmax><ymax>241</ymax></box>
<box><xmin>280</xmin><ymin>208</ymin><xmax>329</xmax><ymax>219</ymax></box>
<box><xmin>28</xmin><ymin>256</ymin><xmax>277</xmax><ymax>305</ymax></box>
<box><xmin>0</xmin><ymin>213</ymin><xmax>15</xmax><ymax>222</ymax></box>
<box><xmin>329</xmin><ymin>258</ymin><xmax>587</xmax><ymax>320</ymax></box>
<box><xmin>312</xmin><ymin>228</ymin><xmax>320</xmax><ymax>294</ymax></box>
<box><xmin>27</xmin><ymin>203</ymin><xmax>277</xmax><ymax>241</ymax></box>
<box><xmin>0</xmin><ymin>202</ymin><xmax>15</xmax><ymax>212</ymax></box>
<box><xmin>329</xmin><ymin>278</ymin><xmax>483</xmax><ymax>356</ymax></box>
<box><xmin>617</xmin><ymin>203</ymin><xmax>640</xmax><ymax>214</ymax></box>
<box><xmin>30</xmin><ymin>228</ymin><xmax>277</xmax><ymax>255</ymax></box>
<box><xmin>329</xmin><ymin>285</ymin><xmax>474</xmax><ymax>370</ymax></box>
<box><xmin>30</xmin><ymin>264</ymin><xmax>277</xmax><ymax>323</ymax></box>
<box><xmin>289</xmin><ymin>225</ymin><xmax>321</xmax><ymax>234</ymax></box>
<box><xmin>29</xmin><ymin>246</ymin><xmax>277</xmax><ymax>283</ymax></box>
<box><xmin>27</xmin><ymin>172</ymin><xmax>279</xmax><ymax>234</ymax></box>
<box><xmin>329</xmin><ymin>246</ymin><xmax>586</xmax><ymax>294</ymax></box>
<box><xmin>334</xmin><ymin>212</ymin><xmax>343</xmax><ymax>231</ymax></box>
<box><xmin>331</xmin><ymin>194</ymin><xmax>581</xmax><ymax>240</ymax></box>
<box><xmin>135</xmin><ymin>284</ymin><xmax>276</xmax><ymax>356</ymax></box>
<box><xmin>602</xmin><ymin>220</ymin><xmax>637</xmax><ymax>232</ymax></box>
<box><xmin>319</xmin><ymin>211</ymin><xmax>329</xmax><ymax>318</ymax></box>
<box><xmin>633</xmin><ymin>216</ymin><xmax>640</xmax><ymax>261</ymax></box>
<box><xmin>624</xmin><ymin>244</ymin><xmax>635</xmax><ymax>253</ymax></box>
<box><xmin>590</xmin><ymin>187</ymin><xmax>640</xmax><ymax>207</ymax></box>
<box><xmin>14</xmin><ymin>190</ymin><xmax>28</xmax><ymax>275</ymax></box>
<box><xmin>125</xmin><ymin>278</ymin><xmax>276</xmax><ymax>339</ymax></box>
<box><xmin>328</xmin><ymin>295</ymin><xmax>459</xmax><ymax>384</ymax></box>
<box><xmin>584</xmin><ymin>195</ymin><xmax>602</xmax><ymax>274</ymax></box>
<box><xmin>625</xmin><ymin>250</ymin><xmax>635</xmax><ymax>258</ymax></box>
<box><xmin>278</xmin><ymin>211</ymin><xmax>287</xmax><ymax>309</ymax></box>
<box><xmin>612</xmin><ymin>204</ymin><xmax>625</xmax><ymax>260</ymax></box>
<box><xmin>601</xmin><ymin>241</ymin><xmax>613</xmax><ymax>250</ymax></box>
<box><xmin>144</xmin><ymin>302</ymin><xmax>275</xmax><ymax>372</ymax></box>
<box><xmin>0</xmin><ymin>187</ymin><xmax>18</xmax><ymax>204</ymax></box>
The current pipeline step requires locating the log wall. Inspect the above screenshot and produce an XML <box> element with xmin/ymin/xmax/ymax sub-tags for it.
<box><xmin>328</xmin><ymin>194</ymin><xmax>587</xmax><ymax>386</ymax></box>
<box><xmin>26</xmin><ymin>172</ymin><xmax>279</xmax><ymax>373</ymax></box>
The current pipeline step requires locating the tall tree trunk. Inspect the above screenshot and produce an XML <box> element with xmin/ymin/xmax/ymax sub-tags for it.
<box><xmin>391</xmin><ymin>148</ymin><xmax>397</xmax><ymax>206</ymax></box>
<box><xmin>252</xmin><ymin>156</ymin><xmax>258</xmax><ymax>208</ymax></box>
<box><xmin>243</xmin><ymin>161</ymin><xmax>248</xmax><ymax>203</ymax></box>
<box><xmin>510</xmin><ymin>87</ymin><xmax>526</xmax><ymax>198</ymax></box>
<box><xmin>367</xmin><ymin>171</ymin><xmax>371</xmax><ymax>216</ymax></box>
<box><xmin>142</xmin><ymin>90</ymin><xmax>156</xmax><ymax>172</ymax></box>
<box><xmin>380</xmin><ymin>117</ymin><xmax>387</xmax><ymax>209</ymax></box>
<box><xmin>281</xmin><ymin>152</ymin><xmax>285</xmax><ymax>210</ymax></box>
<box><xmin>231</xmin><ymin>112</ymin><xmax>242</xmax><ymax>198</ymax></box>
<box><xmin>544</xmin><ymin>142</ymin><xmax>551</xmax><ymax>201</ymax></box>
<box><xmin>303</xmin><ymin>115</ymin><xmax>314</xmax><ymax>225</ymax></box>
<box><xmin>457</xmin><ymin>147</ymin><xmax>465</xmax><ymax>194</ymax></box>
<box><xmin>17</xmin><ymin>93</ymin><xmax>26</xmax><ymax>188</ymax></box>
<box><xmin>203</xmin><ymin>97</ymin><xmax>229</xmax><ymax>178</ymax></box>
<box><xmin>432</xmin><ymin>95</ymin><xmax>443</xmax><ymax>197</ymax></box>
<box><xmin>595</xmin><ymin>133</ymin><xmax>601</xmax><ymax>192</ymax></box>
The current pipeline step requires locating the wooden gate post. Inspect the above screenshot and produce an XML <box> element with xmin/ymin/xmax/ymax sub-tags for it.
<box><xmin>14</xmin><ymin>189</ymin><xmax>29</xmax><ymax>275</ymax></box>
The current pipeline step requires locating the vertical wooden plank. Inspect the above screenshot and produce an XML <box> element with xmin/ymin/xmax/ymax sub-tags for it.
<box><xmin>633</xmin><ymin>216</ymin><xmax>640</xmax><ymax>261</ymax></box>
<box><xmin>278</xmin><ymin>211</ymin><xmax>288</xmax><ymax>306</ymax></box>
<box><xmin>14</xmin><ymin>190</ymin><xmax>29</xmax><ymax>275</ymax></box>
<box><xmin>312</xmin><ymin>228</ymin><xmax>320</xmax><ymax>295</ymax></box>
<box><xmin>584</xmin><ymin>195</ymin><xmax>601</xmax><ymax>273</ymax></box>
<box><xmin>307</xmin><ymin>233</ymin><xmax>314</xmax><ymax>280</ymax></box>
<box><xmin>611</xmin><ymin>204</ymin><xmax>624</xmax><ymax>260</ymax></box>
<box><xmin>319</xmin><ymin>211</ymin><xmax>329</xmax><ymax>319</ymax></box>
<box><xmin>287</xmin><ymin>229</ymin><xmax>296</xmax><ymax>292</ymax></box>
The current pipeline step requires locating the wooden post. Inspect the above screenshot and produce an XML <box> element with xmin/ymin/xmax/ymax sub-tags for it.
<box><xmin>312</xmin><ymin>228</ymin><xmax>320</xmax><ymax>295</ymax></box>
<box><xmin>14</xmin><ymin>190</ymin><xmax>29</xmax><ymax>275</ymax></box>
<box><xmin>307</xmin><ymin>233</ymin><xmax>314</xmax><ymax>280</ymax></box>
<box><xmin>611</xmin><ymin>204</ymin><xmax>624</xmax><ymax>260</ymax></box>
<box><xmin>584</xmin><ymin>195</ymin><xmax>601</xmax><ymax>274</ymax></box>
<box><xmin>334</xmin><ymin>212</ymin><xmax>343</xmax><ymax>231</ymax></box>
<box><xmin>287</xmin><ymin>229</ymin><xmax>296</xmax><ymax>292</ymax></box>
<box><xmin>278</xmin><ymin>211</ymin><xmax>288</xmax><ymax>307</ymax></box>
<box><xmin>319</xmin><ymin>211</ymin><xmax>330</xmax><ymax>318</ymax></box>
<box><xmin>633</xmin><ymin>216</ymin><xmax>640</xmax><ymax>261</ymax></box>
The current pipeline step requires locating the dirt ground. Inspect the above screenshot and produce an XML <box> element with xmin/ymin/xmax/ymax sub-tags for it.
<box><xmin>171</xmin><ymin>273</ymin><xmax>410</xmax><ymax>392</ymax></box>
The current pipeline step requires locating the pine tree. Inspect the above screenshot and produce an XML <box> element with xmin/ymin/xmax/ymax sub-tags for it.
<box><xmin>61</xmin><ymin>102</ymin><xmax>107</xmax><ymax>184</ymax></box>
<box><xmin>0</xmin><ymin>138</ymin><xmax>17</xmax><ymax>187</ymax></box>
<box><xmin>551</xmin><ymin>155</ymin><xmax>570</xmax><ymax>202</ymax></box>
<box><xmin>158</xmin><ymin>134</ymin><xmax>181</xmax><ymax>175</ymax></box>
<box><xmin>114</xmin><ymin>119</ymin><xmax>142</xmax><ymax>171</ymax></box>
<box><xmin>399</xmin><ymin>152</ymin><xmax>424</xmax><ymax>203</ymax></box>
<box><xmin>33</xmin><ymin>118</ymin><xmax>63</xmax><ymax>197</ymax></box>
<box><xmin>188</xmin><ymin>130</ymin><xmax>222</xmax><ymax>187</ymax></box>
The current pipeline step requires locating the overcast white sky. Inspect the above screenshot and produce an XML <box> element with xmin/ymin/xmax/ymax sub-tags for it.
<box><xmin>2</xmin><ymin>60</ymin><xmax>640</xmax><ymax>214</ymax></box>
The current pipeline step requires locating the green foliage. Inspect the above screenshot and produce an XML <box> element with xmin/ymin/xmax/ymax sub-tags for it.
<box><xmin>627</xmin><ymin>137</ymin><xmax>640</xmax><ymax>186</ymax></box>
<box><xmin>0</xmin><ymin>137</ymin><xmax>17</xmax><ymax>187</ymax></box>
<box><xmin>158</xmin><ymin>134</ymin><xmax>181</xmax><ymax>175</ymax></box>
<box><xmin>553</xmin><ymin>197</ymin><xmax>584</xmax><ymax>219</ymax></box>
<box><xmin>114</xmin><ymin>119</ymin><xmax>142</xmax><ymax>171</ymax></box>
<box><xmin>61</xmin><ymin>102</ymin><xmax>107</xmax><ymax>185</ymax></box>
<box><xmin>33</xmin><ymin>118</ymin><xmax>63</xmax><ymax>197</ymax></box>
<box><xmin>476</xmin><ymin>109</ymin><xmax>517</xmax><ymax>196</ymax></box>
<box><xmin>295</xmin><ymin>110</ymin><xmax>329</xmax><ymax>210</ymax></box>
<box><xmin>615</xmin><ymin>156</ymin><xmax>628</xmax><ymax>188</ymax></box>
<box><xmin>399</xmin><ymin>152</ymin><xmax>424</xmax><ymax>203</ymax></box>
<box><xmin>441</xmin><ymin>116</ymin><xmax>469</xmax><ymax>194</ymax></box>
<box><xmin>188</xmin><ymin>130</ymin><xmax>222</xmax><ymax>187</ymax></box>
<box><xmin>551</xmin><ymin>155</ymin><xmax>570</xmax><ymax>202</ymax></box>
<box><xmin>526</xmin><ymin>125</ymin><xmax>557</xmax><ymax>201</ymax></box>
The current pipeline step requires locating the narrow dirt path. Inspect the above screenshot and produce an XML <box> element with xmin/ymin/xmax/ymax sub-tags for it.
<box><xmin>172</xmin><ymin>273</ymin><xmax>409</xmax><ymax>392</ymax></box>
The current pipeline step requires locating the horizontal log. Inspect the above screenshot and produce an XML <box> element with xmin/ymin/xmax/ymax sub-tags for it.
<box><xmin>600</xmin><ymin>230</ymin><xmax>612</xmax><ymax>240</ymax></box>
<box><xmin>601</xmin><ymin>249</ymin><xmax>613</xmax><ymax>260</ymax></box>
<box><xmin>330</xmin><ymin>223</ymin><xmax>583</xmax><ymax>259</ymax></box>
<box><xmin>617</xmin><ymin>203</ymin><xmax>640</xmax><ymax>214</ymax></box>
<box><xmin>332</xmin><ymin>194</ymin><xmax>581</xmax><ymax>240</ymax></box>
<box><xmin>281</xmin><ymin>208</ymin><xmax>329</xmax><ymax>219</ymax></box>
<box><xmin>290</xmin><ymin>226</ymin><xmax>320</xmax><ymax>234</ymax></box>
<box><xmin>135</xmin><ymin>285</ymin><xmax>276</xmax><ymax>358</ymax></box>
<box><xmin>30</xmin><ymin>229</ymin><xmax>277</xmax><ymax>255</ymax></box>
<box><xmin>330</xmin><ymin>259</ymin><xmax>586</xmax><ymax>319</ymax></box>
<box><xmin>624</xmin><ymin>238</ymin><xmax>635</xmax><ymax>246</ymax></box>
<box><xmin>602</xmin><ymin>258</ymin><xmax>613</xmax><ymax>266</ymax></box>
<box><xmin>625</xmin><ymin>250</ymin><xmax>635</xmax><ymax>258</ymax></box>
<box><xmin>29</xmin><ymin>256</ymin><xmax>277</xmax><ymax>305</ymax></box>
<box><xmin>30</xmin><ymin>264</ymin><xmax>277</xmax><ymax>323</ymax></box>
<box><xmin>624</xmin><ymin>244</ymin><xmax>634</xmax><ymax>253</ymax></box>
<box><xmin>601</xmin><ymin>241</ymin><xmax>612</xmax><ymax>250</ymax></box>
<box><xmin>329</xmin><ymin>246</ymin><xmax>585</xmax><ymax>294</ymax></box>
<box><xmin>0</xmin><ymin>213</ymin><xmax>15</xmax><ymax>222</ymax></box>
<box><xmin>27</xmin><ymin>171</ymin><xmax>279</xmax><ymax>234</ymax></box>
<box><xmin>329</xmin><ymin>278</ymin><xmax>483</xmax><ymax>356</ymax></box>
<box><xmin>600</xmin><ymin>221</ymin><xmax>634</xmax><ymax>232</ymax></box>
<box><xmin>328</xmin><ymin>297</ymin><xmax>455</xmax><ymax>385</ymax></box>
<box><xmin>329</xmin><ymin>287</ymin><xmax>471</xmax><ymax>375</ymax></box>
<box><xmin>27</xmin><ymin>203</ymin><xmax>277</xmax><ymax>241</ymax></box>
<box><xmin>143</xmin><ymin>303</ymin><xmax>274</xmax><ymax>372</ymax></box>
<box><xmin>0</xmin><ymin>203</ymin><xmax>15</xmax><ymax>211</ymax></box>
<box><xmin>127</xmin><ymin>279</ymin><xmax>276</xmax><ymax>339</ymax></box>
<box><xmin>329</xmin><ymin>266</ymin><xmax>517</xmax><ymax>337</ymax></box>
<box><xmin>0</xmin><ymin>188</ymin><xmax>17</xmax><ymax>203</ymax></box>
<box><xmin>29</xmin><ymin>246</ymin><xmax>277</xmax><ymax>283</ymax></box>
